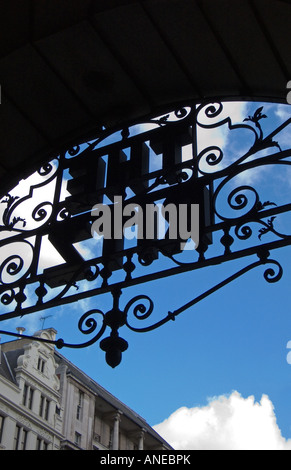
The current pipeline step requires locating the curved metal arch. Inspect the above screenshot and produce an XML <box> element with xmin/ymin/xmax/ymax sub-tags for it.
<box><xmin>0</xmin><ymin>99</ymin><xmax>291</xmax><ymax>366</ymax></box>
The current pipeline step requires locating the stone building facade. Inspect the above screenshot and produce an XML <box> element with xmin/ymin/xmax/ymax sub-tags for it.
<box><xmin>0</xmin><ymin>328</ymin><xmax>171</xmax><ymax>450</ymax></box>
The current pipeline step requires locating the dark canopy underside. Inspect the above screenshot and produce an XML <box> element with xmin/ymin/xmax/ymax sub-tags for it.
<box><xmin>0</xmin><ymin>0</ymin><xmax>291</xmax><ymax>193</ymax></box>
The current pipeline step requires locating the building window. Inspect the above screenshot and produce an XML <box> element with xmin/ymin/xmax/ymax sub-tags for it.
<box><xmin>0</xmin><ymin>415</ymin><xmax>5</xmax><ymax>444</ymax></box>
<box><xmin>22</xmin><ymin>383</ymin><xmax>34</xmax><ymax>410</ymax></box>
<box><xmin>14</xmin><ymin>425</ymin><xmax>21</xmax><ymax>450</ymax></box>
<box><xmin>37</xmin><ymin>357</ymin><xmax>45</xmax><ymax>373</ymax></box>
<box><xmin>14</xmin><ymin>425</ymin><xmax>28</xmax><ymax>450</ymax></box>
<box><xmin>36</xmin><ymin>437</ymin><xmax>49</xmax><ymax>450</ymax></box>
<box><xmin>36</xmin><ymin>437</ymin><xmax>41</xmax><ymax>450</ymax></box>
<box><xmin>21</xmin><ymin>429</ymin><xmax>28</xmax><ymax>450</ymax></box>
<box><xmin>28</xmin><ymin>388</ymin><xmax>34</xmax><ymax>410</ymax></box>
<box><xmin>22</xmin><ymin>384</ymin><xmax>28</xmax><ymax>406</ymax></box>
<box><xmin>45</xmin><ymin>399</ymin><xmax>50</xmax><ymax>421</ymax></box>
<box><xmin>39</xmin><ymin>395</ymin><xmax>44</xmax><ymax>416</ymax></box>
<box><xmin>39</xmin><ymin>395</ymin><xmax>50</xmax><ymax>421</ymax></box>
<box><xmin>74</xmin><ymin>432</ymin><xmax>82</xmax><ymax>447</ymax></box>
<box><xmin>76</xmin><ymin>390</ymin><xmax>84</xmax><ymax>421</ymax></box>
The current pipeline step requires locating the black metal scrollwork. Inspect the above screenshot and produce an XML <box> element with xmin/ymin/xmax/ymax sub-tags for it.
<box><xmin>0</xmin><ymin>100</ymin><xmax>291</xmax><ymax>366</ymax></box>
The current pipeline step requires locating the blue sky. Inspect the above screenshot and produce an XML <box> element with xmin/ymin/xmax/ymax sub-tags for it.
<box><xmin>1</xmin><ymin>100</ymin><xmax>291</xmax><ymax>450</ymax></box>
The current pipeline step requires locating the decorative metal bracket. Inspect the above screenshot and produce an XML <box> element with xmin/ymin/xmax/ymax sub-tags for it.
<box><xmin>0</xmin><ymin>101</ymin><xmax>290</xmax><ymax>366</ymax></box>
<box><xmin>0</xmin><ymin>248</ymin><xmax>283</xmax><ymax>367</ymax></box>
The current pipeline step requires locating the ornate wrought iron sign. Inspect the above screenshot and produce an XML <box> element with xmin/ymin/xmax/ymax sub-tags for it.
<box><xmin>0</xmin><ymin>101</ymin><xmax>291</xmax><ymax>367</ymax></box>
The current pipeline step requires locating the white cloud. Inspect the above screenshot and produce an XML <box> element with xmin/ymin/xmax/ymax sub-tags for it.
<box><xmin>274</xmin><ymin>104</ymin><xmax>291</xmax><ymax>121</ymax></box>
<box><xmin>153</xmin><ymin>391</ymin><xmax>291</xmax><ymax>450</ymax></box>
<box><xmin>196</xmin><ymin>102</ymin><xmax>252</xmax><ymax>172</ymax></box>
